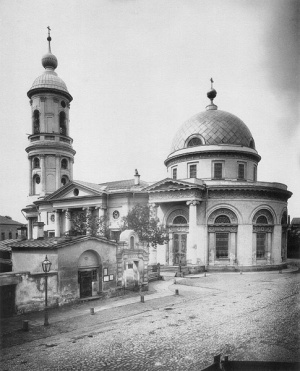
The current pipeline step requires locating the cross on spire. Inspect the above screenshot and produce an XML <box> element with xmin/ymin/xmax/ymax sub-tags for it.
<box><xmin>210</xmin><ymin>78</ymin><xmax>214</xmax><ymax>89</ymax></box>
<box><xmin>47</xmin><ymin>26</ymin><xmax>52</xmax><ymax>53</ymax></box>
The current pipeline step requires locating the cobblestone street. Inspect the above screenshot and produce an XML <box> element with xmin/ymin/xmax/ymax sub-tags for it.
<box><xmin>0</xmin><ymin>268</ymin><xmax>299</xmax><ymax>370</ymax></box>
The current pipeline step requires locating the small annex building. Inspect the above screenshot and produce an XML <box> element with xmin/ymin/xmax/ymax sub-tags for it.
<box><xmin>1</xmin><ymin>228</ymin><xmax>148</xmax><ymax>315</ymax></box>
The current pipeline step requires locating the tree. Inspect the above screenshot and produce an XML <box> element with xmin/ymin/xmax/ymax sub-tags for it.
<box><xmin>121</xmin><ymin>204</ymin><xmax>169</xmax><ymax>247</ymax></box>
<box><xmin>66</xmin><ymin>211</ymin><xmax>110</xmax><ymax>238</ymax></box>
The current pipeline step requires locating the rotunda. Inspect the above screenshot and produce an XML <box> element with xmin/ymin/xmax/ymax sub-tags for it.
<box><xmin>147</xmin><ymin>82</ymin><xmax>292</xmax><ymax>271</ymax></box>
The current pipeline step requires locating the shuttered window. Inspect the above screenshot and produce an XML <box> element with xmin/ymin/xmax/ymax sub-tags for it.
<box><xmin>216</xmin><ymin>232</ymin><xmax>229</xmax><ymax>258</ymax></box>
<box><xmin>214</xmin><ymin>163</ymin><xmax>223</xmax><ymax>179</ymax></box>
<box><xmin>189</xmin><ymin>164</ymin><xmax>197</xmax><ymax>178</ymax></box>
<box><xmin>238</xmin><ymin>164</ymin><xmax>245</xmax><ymax>179</ymax></box>
<box><xmin>256</xmin><ymin>233</ymin><xmax>266</xmax><ymax>258</ymax></box>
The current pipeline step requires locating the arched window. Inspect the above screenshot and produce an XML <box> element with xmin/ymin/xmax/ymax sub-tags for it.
<box><xmin>249</xmin><ymin>138</ymin><xmax>255</xmax><ymax>149</ymax></box>
<box><xmin>59</xmin><ymin>112</ymin><xmax>67</xmax><ymax>136</ymax></box>
<box><xmin>130</xmin><ymin>236</ymin><xmax>135</xmax><ymax>249</ymax></box>
<box><xmin>173</xmin><ymin>216</ymin><xmax>187</xmax><ymax>224</ymax></box>
<box><xmin>33</xmin><ymin>157</ymin><xmax>40</xmax><ymax>168</ymax></box>
<box><xmin>256</xmin><ymin>215</ymin><xmax>268</xmax><ymax>224</ymax></box>
<box><xmin>187</xmin><ymin>137</ymin><xmax>202</xmax><ymax>147</ymax></box>
<box><xmin>215</xmin><ymin>215</ymin><xmax>231</xmax><ymax>224</ymax></box>
<box><xmin>33</xmin><ymin>110</ymin><xmax>40</xmax><ymax>134</ymax></box>
<box><xmin>61</xmin><ymin>176</ymin><xmax>69</xmax><ymax>186</ymax></box>
<box><xmin>33</xmin><ymin>175</ymin><xmax>41</xmax><ymax>195</ymax></box>
<box><xmin>253</xmin><ymin>210</ymin><xmax>274</xmax><ymax>260</ymax></box>
<box><xmin>61</xmin><ymin>158</ymin><xmax>68</xmax><ymax>169</ymax></box>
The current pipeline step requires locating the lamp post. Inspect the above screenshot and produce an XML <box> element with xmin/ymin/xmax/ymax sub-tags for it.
<box><xmin>42</xmin><ymin>255</ymin><xmax>52</xmax><ymax>326</ymax></box>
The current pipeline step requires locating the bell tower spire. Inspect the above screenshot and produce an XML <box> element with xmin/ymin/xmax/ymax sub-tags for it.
<box><xmin>25</xmin><ymin>29</ymin><xmax>76</xmax><ymax>201</ymax></box>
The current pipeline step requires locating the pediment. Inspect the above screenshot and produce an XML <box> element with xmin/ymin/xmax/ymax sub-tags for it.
<box><xmin>145</xmin><ymin>178</ymin><xmax>199</xmax><ymax>193</ymax></box>
<box><xmin>43</xmin><ymin>181</ymin><xmax>106</xmax><ymax>202</ymax></box>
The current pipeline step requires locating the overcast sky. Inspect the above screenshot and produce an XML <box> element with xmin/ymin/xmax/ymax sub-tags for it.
<box><xmin>0</xmin><ymin>0</ymin><xmax>299</xmax><ymax>223</ymax></box>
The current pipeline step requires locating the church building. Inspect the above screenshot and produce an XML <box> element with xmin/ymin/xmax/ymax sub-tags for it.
<box><xmin>21</xmin><ymin>32</ymin><xmax>292</xmax><ymax>275</ymax></box>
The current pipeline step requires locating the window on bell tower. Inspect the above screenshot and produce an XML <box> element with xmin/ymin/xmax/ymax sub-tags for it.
<box><xmin>61</xmin><ymin>158</ymin><xmax>68</xmax><ymax>169</ymax></box>
<box><xmin>33</xmin><ymin>157</ymin><xmax>40</xmax><ymax>168</ymax></box>
<box><xmin>33</xmin><ymin>110</ymin><xmax>40</xmax><ymax>134</ymax></box>
<box><xmin>59</xmin><ymin>112</ymin><xmax>67</xmax><ymax>136</ymax></box>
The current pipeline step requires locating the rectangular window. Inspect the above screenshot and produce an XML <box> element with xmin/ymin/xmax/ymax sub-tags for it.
<box><xmin>8</xmin><ymin>232</ymin><xmax>12</xmax><ymax>239</ymax></box>
<box><xmin>16</xmin><ymin>233</ymin><xmax>18</xmax><ymax>239</ymax></box>
<box><xmin>1</xmin><ymin>232</ymin><xmax>5</xmax><ymax>240</ymax></box>
<box><xmin>48</xmin><ymin>231</ymin><xmax>55</xmax><ymax>238</ymax></box>
<box><xmin>238</xmin><ymin>163</ymin><xmax>245</xmax><ymax>179</ymax></box>
<box><xmin>256</xmin><ymin>233</ymin><xmax>266</xmax><ymax>258</ymax></box>
<box><xmin>253</xmin><ymin>165</ymin><xmax>257</xmax><ymax>181</ymax></box>
<box><xmin>216</xmin><ymin>233</ymin><xmax>229</xmax><ymax>258</ymax></box>
<box><xmin>189</xmin><ymin>164</ymin><xmax>197</xmax><ymax>178</ymax></box>
<box><xmin>172</xmin><ymin>168</ymin><xmax>177</xmax><ymax>180</ymax></box>
<box><xmin>214</xmin><ymin>163</ymin><xmax>223</xmax><ymax>179</ymax></box>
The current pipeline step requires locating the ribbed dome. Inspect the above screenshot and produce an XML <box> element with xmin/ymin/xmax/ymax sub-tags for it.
<box><xmin>27</xmin><ymin>69</ymin><xmax>72</xmax><ymax>100</ymax></box>
<box><xmin>170</xmin><ymin>109</ymin><xmax>255</xmax><ymax>153</ymax></box>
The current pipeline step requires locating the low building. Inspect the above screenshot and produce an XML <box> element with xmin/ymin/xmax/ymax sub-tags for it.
<box><xmin>0</xmin><ymin>225</ymin><xmax>148</xmax><ymax>316</ymax></box>
<box><xmin>0</xmin><ymin>215</ymin><xmax>27</xmax><ymax>241</ymax></box>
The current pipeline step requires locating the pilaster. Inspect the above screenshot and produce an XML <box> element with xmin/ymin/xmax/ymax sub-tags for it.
<box><xmin>186</xmin><ymin>200</ymin><xmax>200</xmax><ymax>265</ymax></box>
<box><xmin>54</xmin><ymin>210</ymin><xmax>60</xmax><ymax>237</ymax></box>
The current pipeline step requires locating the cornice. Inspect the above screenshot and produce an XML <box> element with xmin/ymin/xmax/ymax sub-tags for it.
<box><xmin>26</xmin><ymin>142</ymin><xmax>76</xmax><ymax>156</ymax></box>
<box><xmin>208</xmin><ymin>187</ymin><xmax>292</xmax><ymax>201</ymax></box>
<box><xmin>165</xmin><ymin>150</ymin><xmax>260</xmax><ymax>167</ymax></box>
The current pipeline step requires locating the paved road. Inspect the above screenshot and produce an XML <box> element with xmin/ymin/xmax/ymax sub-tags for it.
<box><xmin>0</xmin><ymin>269</ymin><xmax>299</xmax><ymax>370</ymax></box>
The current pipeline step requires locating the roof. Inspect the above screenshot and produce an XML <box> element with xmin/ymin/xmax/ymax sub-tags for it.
<box><xmin>0</xmin><ymin>216</ymin><xmax>26</xmax><ymax>226</ymax></box>
<box><xmin>8</xmin><ymin>235</ymin><xmax>117</xmax><ymax>250</ymax></box>
<box><xmin>27</xmin><ymin>69</ymin><xmax>72</xmax><ymax>101</ymax></box>
<box><xmin>0</xmin><ymin>239</ymin><xmax>15</xmax><ymax>252</ymax></box>
<box><xmin>170</xmin><ymin>109</ymin><xmax>255</xmax><ymax>153</ymax></box>
<box><xmin>291</xmin><ymin>218</ymin><xmax>300</xmax><ymax>225</ymax></box>
<box><xmin>98</xmin><ymin>179</ymin><xmax>149</xmax><ymax>191</ymax></box>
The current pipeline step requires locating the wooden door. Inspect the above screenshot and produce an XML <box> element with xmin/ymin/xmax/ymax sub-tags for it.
<box><xmin>79</xmin><ymin>271</ymin><xmax>93</xmax><ymax>298</ymax></box>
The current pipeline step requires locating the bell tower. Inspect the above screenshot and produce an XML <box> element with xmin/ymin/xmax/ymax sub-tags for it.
<box><xmin>26</xmin><ymin>28</ymin><xmax>75</xmax><ymax>204</ymax></box>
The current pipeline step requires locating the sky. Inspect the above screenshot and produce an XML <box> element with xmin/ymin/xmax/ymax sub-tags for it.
<box><xmin>0</xmin><ymin>0</ymin><xmax>299</xmax><ymax>223</ymax></box>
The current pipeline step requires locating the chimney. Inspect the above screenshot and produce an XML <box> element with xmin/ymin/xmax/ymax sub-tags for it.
<box><xmin>32</xmin><ymin>222</ymin><xmax>45</xmax><ymax>240</ymax></box>
<box><xmin>134</xmin><ymin>169</ymin><xmax>140</xmax><ymax>185</ymax></box>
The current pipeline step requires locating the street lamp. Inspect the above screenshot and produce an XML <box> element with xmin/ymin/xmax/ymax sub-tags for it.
<box><xmin>42</xmin><ymin>255</ymin><xmax>52</xmax><ymax>326</ymax></box>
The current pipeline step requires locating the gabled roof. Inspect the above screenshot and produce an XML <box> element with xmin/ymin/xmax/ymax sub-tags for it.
<box><xmin>98</xmin><ymin>179</ymin><xmax>149</xmax><ymax>192</ymax></box>
<box><xmin>145</xmin><ymin>178</ymin><xmax>204</xmax><ymax>193</ymax></box>
<box><xmin>8</xmin><ymin>235</ymin><xmax>117</xmax><ymax>250</ymax></box>
<box><xmin>42</xmin><ymin>180</ymin><xmax>107</xmax><ymax>202</ymax></box>
<box><xmin>0</xmin><ymin>216</ymin><xmax>25</xmax><ymax>226</ymax></box>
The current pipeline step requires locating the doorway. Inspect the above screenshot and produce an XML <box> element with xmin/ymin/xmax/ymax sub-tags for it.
<box><xmin>173</xmin><ymin>234</ymin><xmax>187</xmax><ymax>265</ymax></box>
<box><xmin>79</xmin><ymin>271</ymin><xmax>93</xmax><ymax>298</ymax></box>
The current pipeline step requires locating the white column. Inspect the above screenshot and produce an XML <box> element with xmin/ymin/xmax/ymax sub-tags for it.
<box><xmin>230</xmin><ymin>232</ymin><xmax>237</xmax><ymax>265</ymax></box>
<box><xmin>65</xmin><ymin>209</ymin><xmax>71</xmax><ymax>233</ymax></box>
<box><xmin>54</xmin><ymin>210</ymin><xmax>60</xmax><ymax>237</ymax></box>
<box><xmin>95</xmin><ymin>207</ymin><xmax>105</xmax><ymax>236</ymax></box>
<box><xmin>186</xmin><ymin>201</ymin><xmax>200</xmax><ymax>265</ymax></box>
<box><xmin>28</xmin><ymin>219</ymin><xmax>33</xmax><ymax>239</ymax></box>
<box><xmin>40</xmin><ymin>155</ymin><xmax>46</xmax><ymax>195</ymax></box>
<box><xmin>28</xmin><ymin>157</ymin><xmax>32</xmax><ymax>195</ymax></box>
<box><xmin>208</xmin><ymin>231</ymin><xmax>215</xmax><ymax>265</ymax></box>
<box><xmin>55</xmin><ymin>155</ymin><xmax>61</xmax><ymax>190</ymax></box>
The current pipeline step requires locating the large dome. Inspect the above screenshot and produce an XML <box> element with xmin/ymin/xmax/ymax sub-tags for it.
<box><xmin>170</xmin><ymin>109</ymin><xmax>255</xmax><ymax>153</ymax></box>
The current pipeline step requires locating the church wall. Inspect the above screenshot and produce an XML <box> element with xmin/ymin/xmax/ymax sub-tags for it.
<box><xmin>168</xmin><ymin>157</ymin><xmax>257</xmax><ymax>181</ymax></box>
<box><xmin>206</xmin><ymin>197</ymin><xmax>288</xmax><ymax>267</ymax></box>
<box><xmin>12</xmin><ymin>249</ymin><xmax>58</xmax><ymax>274</ymax></box>
<box><xmin>58</xmin><ymin>238</ymin><xmax>117</xmax><ymax>304</ymax></box>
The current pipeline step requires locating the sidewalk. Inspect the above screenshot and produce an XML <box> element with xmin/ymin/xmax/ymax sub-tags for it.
<box><xmin>0</xmin><ymin>277</ymin><xmax>175</xmax><ymax>338</ymax></box>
